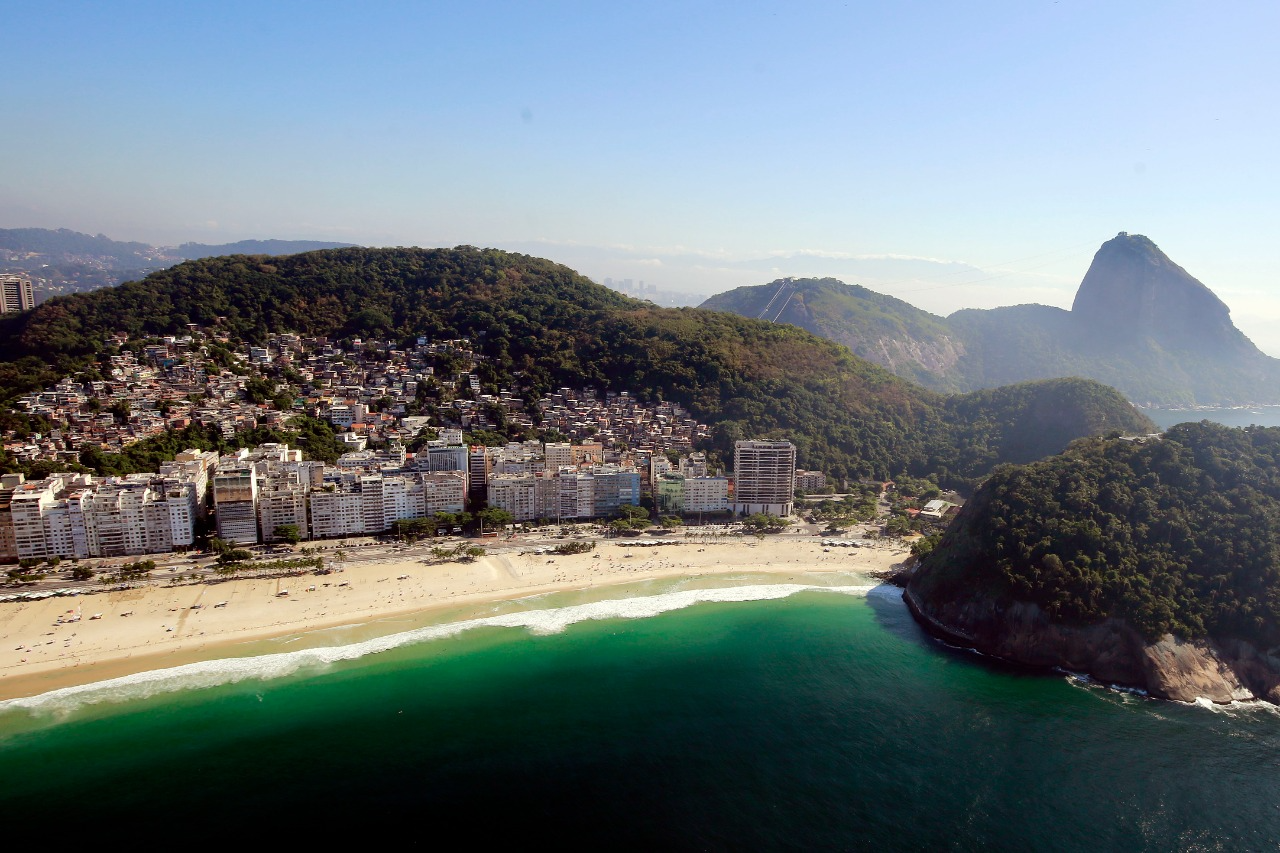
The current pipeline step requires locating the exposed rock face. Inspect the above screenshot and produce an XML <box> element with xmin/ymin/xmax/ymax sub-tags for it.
<box><xmin>1071</xmin><ymin>233</ymin><xmax>1246</xmax><ymax>354</ymax></box>
<box><xmin>870</xmin><ymin>335</ymin><xmax>966</xmax><ymax>377</ymax></box>
<box><xmin>699</xmin><ymin>278</ymin><xmax>968</xmax><ymax>389</ymax></box>
<box><xmin>903</xmin><ymin>588</ymin><xmax>1280</xmax><ymax>704</ymax></box>
<box><xmin>701</xmin><ymin>235</ymin><xmax>1280</xmax><ymax>405</ymax></box>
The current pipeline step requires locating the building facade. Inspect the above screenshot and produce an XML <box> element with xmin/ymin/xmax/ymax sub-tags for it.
<box><xmin>0</xmin><ymin>273</ymin><xmax>35</xmax><ymax>314</ymax></box>
<box><xmin>733</xmin><ymin>440</ymin><xmax>796</xmax><ymax>517</ymax></box>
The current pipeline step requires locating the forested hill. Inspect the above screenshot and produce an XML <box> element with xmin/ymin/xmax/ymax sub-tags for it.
<box><xmin>701</xmin><ymin>235</ymin><xmax>1280</xmax><ymax>406</ymax></box>
<box><xmin>0</xmin><ymin>246</ymin><xmax>1153</xmax><ymax>487</ymax></box>
<box><xmin>911</xmin><ymin>421</ymin><xmax>1280</xmax><ymax>647</ymax></box>
<box><xmin>700</xmin><ymin>278</ymin><xmax>967</xmax><ymax>391</ymax></box>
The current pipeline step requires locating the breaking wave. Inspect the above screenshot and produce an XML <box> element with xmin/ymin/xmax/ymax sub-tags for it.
<box><xmin>1</xmin><ymin>582</ymin><xmax>873</xmax><ymax>716</ymax></box>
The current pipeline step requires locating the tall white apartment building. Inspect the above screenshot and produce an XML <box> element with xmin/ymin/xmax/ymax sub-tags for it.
<box><xmin>543</xmin><ymin>442</ymin><xmax>573</xmax><ymax>472</ymax></box>
<box><xmin>423</xmin><ymin>444</ymin><xmax>468</xmax><ymax>473</ymax></box>
<box><xmin>308</xmin><ymin>471</ymin><xmax>467</xmax><ymax>539</ymax></box>
<box><xmin>0</xmin><ymin>273</ymin><xmax>35</xmax><ymax>314</ymax></box>
<box><xmin>487</xmin><ymin>473</ymin><xmax>537</xmax><ymax>522</ymax></box>
<box><xmin>159</xmin><ymin>449</ymin><xmax>219</xmax><ymax>516</ymax></box>
<box><xmin>7</xmin><ymin>473</ymin><xmax>197</xmax><ymax>559</ymax></box>
<box><xmin>259</xmin><ymin>471</ymin><xmax>309</xmax><ymax>542</ymax></box>
<box><xmin>733</xmin><ymin>440</ymin><xmax>796</xmax><ymax>517</ymax></box>
<box><xmin>685</xmin><ymin>475</ymin><xmax>729</xmax><ymax>514</ymax></box>
<box><xmin>0</xmin><ymin>473</ymin><xmax>27</xmax><ymax>562</ymax></box>
<box><xmin>656</xmin><ymin>472</ymin><xmax>729</xmax><ymax>515</ymax></box>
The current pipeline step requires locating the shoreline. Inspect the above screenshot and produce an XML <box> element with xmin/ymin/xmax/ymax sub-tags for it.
<box><xmin>0</xmin><ymin>538</ymin><xmax>908</xmax><ymax>702</ymax></box>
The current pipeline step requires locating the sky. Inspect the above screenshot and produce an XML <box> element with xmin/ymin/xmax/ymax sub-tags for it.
<box><xmin>4</xmin><ymin>1</ymin><xmax>1279</xmax><ymax>351</ymax></box>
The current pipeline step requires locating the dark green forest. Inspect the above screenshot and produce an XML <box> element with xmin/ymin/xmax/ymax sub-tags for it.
<box><xmin>913</xmin><ymin>421</ymin><xmax>1280</xmax><ymax>647</ymax></box>
<box><xmin>0</xmin><ymin>246</ymin><xmax>1152</xmax><ymax>487</ymax></box>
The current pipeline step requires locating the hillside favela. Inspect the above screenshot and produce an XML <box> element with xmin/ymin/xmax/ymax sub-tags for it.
<box><xmin>5</xmin><ymin>4</ymin><xmax>1280</xmax><ymax>849</ymax></box>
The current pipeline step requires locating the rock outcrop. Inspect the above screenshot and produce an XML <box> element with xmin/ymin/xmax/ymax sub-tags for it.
<box><xmin>903</xmin><ymin>587</ymin><xmax>1280</xmax><ymax>704</ymax></box>
<box><xmin>1071</xmin><ymin>232</ymin><xmax>1243</xmax><ymax>354</ymax></box>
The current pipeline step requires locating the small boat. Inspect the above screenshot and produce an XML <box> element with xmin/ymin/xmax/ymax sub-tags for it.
<box><xmin>89</xmin><ymin>613</ymin><xmax>102</xmax><ymax>620</ymax></box>
<box><xmin>214</xmin><ymin>601</ymin><xmax>228</xmax><ymax>608</ymax></box>
<box><xmin>276</xmin><ymin>590</ymin><xmax>289</xmax><ymax>597</ymax></box>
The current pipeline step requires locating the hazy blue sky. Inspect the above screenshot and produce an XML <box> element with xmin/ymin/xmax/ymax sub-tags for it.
<box><xmin>4</xmin><ymin>2</ymin><xmax>1279</xmax><ymax>350</ymax></box>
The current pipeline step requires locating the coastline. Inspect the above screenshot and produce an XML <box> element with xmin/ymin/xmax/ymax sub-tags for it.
<box><xmin>0</xmin><ymin>538</ymin><xmax>908</xmax><ymax>702</ymax></box>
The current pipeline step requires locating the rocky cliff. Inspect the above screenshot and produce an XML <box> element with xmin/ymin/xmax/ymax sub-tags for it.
<box><xmin>903</xmin><ymin>586</ymin><xmax>1280</xmax><ymax>704</ymax></box>
<box><xmin>903</xmin><ymin>422</ymin><xmax>1280</xmax><ymax>705</ymax></box>
<box><xmin>1071</xmin><ymin>232</ymin><xmax>1245</xmax><ymax>354</ymax></box>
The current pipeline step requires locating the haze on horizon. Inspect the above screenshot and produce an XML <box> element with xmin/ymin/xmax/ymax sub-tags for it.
<box><xmin>4</xmin><ymin>2</ymin><xmax>1278</xmax><ymax>355</ymax></box>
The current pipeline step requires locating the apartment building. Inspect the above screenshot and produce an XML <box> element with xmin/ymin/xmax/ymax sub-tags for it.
<box><xmin>212</xmin><ymin>459</ymin><xmax>259</xmax><ymax>546</ymax></box>
<box><xmin>0</xmin><ymin>273</ymin><xmax>35</xmax><ymax>314</ymax></box>
<box><xmin>656</xmin><ymin>472</ymin><xmax>729</xmax><ymax>515</ymax></box>
<box><xmin>733</xmin><ymin>440</ymin><xmax>796</xmax><ymax>517</ymax></box>
<box><xmin>5</xmin><ymin>472</ymin><xmax>197</xmax><ymax>559</ymax></box>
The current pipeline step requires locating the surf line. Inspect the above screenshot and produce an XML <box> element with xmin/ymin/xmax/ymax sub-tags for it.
<box><xmin>2</xmin><ymin>582</ymin><xmax>875</xmax><ymax>714</ymax></box>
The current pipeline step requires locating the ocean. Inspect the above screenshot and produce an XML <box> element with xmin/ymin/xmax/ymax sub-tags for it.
<box><xmin>2</xmin><ymin>578</ymin><xmax>1277</xmax><ymax>849</ymax></box>
<box><xmin>1142</xmin><ymin>405</ymin><xmax>1280</xmax><ymax>431</ymax></box>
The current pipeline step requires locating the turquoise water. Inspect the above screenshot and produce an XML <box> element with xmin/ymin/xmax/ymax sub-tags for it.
<box><xmin>2</xmin><ymin>584</ymin><xmax>1278</xmax><ymax>848</ymax></box>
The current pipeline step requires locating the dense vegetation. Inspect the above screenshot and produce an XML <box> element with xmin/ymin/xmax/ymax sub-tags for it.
<box><xmin>701</xmin><ymin>277</ymin><xmax>967</xmax><ymax>390</ymax></box>
<box><xmin>703</xmin><ymin>237</ymin><xmax>1280</xmax><ymax>406</ymax></box>
<box><xmin>913</xmin><ymin>422</ymin><xmax>1280</xmax><ymax>646</ymax></box>
<box><xmin>0</xmin><ymin>246</ymin><xmax>1152</xmax><ymax>488</ymax></box>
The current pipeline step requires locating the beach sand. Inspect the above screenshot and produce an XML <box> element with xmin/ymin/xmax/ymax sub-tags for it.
<box><xmin>0</xmin><ymin>537</ymin><xmax>907</xmax><ymax>701</ymax></box>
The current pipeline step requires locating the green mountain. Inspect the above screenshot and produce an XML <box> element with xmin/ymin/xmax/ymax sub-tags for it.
<box><xmin>0</xmin><ymin>246</ymin><xmax>1153</xmax><ymax>488</ymax></box>
<box><xmin>701</xmin><ymin>235</ymin><xmax>1280</xmax><ymax>406</ymax></box>
<box><xmin>699</xmin><ymin>277</ymin><xmax>967</xmax><ymax>390</ymax></box>
<box><xmin>907</xmin><ymin>421</ymin><xmax>1280</xmax><ymax>703</ymax></box>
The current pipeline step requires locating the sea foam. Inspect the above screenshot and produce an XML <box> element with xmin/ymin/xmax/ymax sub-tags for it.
<box><xmin>1</xmin><ymin>582</ymin><xmax>873</xmax><ymax>716</ymax></box>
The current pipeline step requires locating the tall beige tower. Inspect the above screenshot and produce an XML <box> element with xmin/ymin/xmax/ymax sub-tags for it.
<box><xmin>732</xmin><ymin>440</ymin><xmax>796</xmax><ymax>517</ymax></box>
<box><xmin>0</xmin><ymin>274</ymin><xmax>35</xmax><ymax>313</ymax></box>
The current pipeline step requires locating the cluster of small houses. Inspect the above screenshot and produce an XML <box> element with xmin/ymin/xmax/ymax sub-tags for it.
<box><xmin>6</xmin><ymin>328</ymin><xmax>712</xmax><ymax>467</ymax></box>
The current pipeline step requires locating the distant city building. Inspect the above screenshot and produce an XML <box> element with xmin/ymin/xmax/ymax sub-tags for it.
<box><xmin>733</xmin><ymin>440</ymin><xmax>796</xmax><ymax>517</ymax></box>
<box><xmin>0</xmin><ymin>273</ymin><xmax>35</xmax><ymax>314</ymax></box>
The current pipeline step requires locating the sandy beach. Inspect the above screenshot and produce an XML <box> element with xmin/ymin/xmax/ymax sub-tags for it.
<box><xmin>0</xmin><ymin>537</ymin><xmax>908</xmax><ymax>701</ymax></box>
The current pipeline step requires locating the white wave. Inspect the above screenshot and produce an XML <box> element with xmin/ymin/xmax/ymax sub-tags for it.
<box><xmin>1</xmin><ymin>582</ymin><xmax>873</xmax><ymax>716</ymax></box>
<box><xmin>1184</xmin><ymin>696</ymin><xmax>1280</xmax><ymax>718</ymax></box>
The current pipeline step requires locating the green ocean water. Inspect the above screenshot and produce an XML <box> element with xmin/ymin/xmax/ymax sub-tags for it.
<box><xmin>2</xmin><ymin>582</ymin><xmax>1278</xmax><ymax>849</ymax></box>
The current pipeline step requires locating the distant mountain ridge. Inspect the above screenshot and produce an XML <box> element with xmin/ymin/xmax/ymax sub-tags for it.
<box><xmin>0</xmin><ymin>227</ymin><xmax>356</xmax><ymax>302</ymax></box>
<box><xmin>0</xmin><ymin>245</ymin><xmax>1153</xmax><ymax>489</ymax></box>
<box><xmin>171</xmin><ymin>239</ymin><xmax>361</xmax><ymax>259</ymax></box>
<box><xmin>701</xmin><ymin>234</ymin><xmax>1280</xmax><ymax>406</ymax></box>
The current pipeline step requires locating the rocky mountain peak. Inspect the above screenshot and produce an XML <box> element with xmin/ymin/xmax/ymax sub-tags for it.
<box><xmin>1070</xmin><ymin>232</ymin><xmax>1238</xmax><ymax>350</ymax></box>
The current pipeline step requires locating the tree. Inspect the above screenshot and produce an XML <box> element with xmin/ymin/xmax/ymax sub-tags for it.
<box><xmin>272</xmin><ymin>524</ymin><xmax>301</xmax><ymax>546</ymax></box>
<box><xmin>70</xmin><ymin>565</ymin><xmax>95</xmax><ymax>581</ymax></box>
<box><xmin>208</xmin><ymin>536</ymin><xmax>232</xmax><ymax>556</ymax></box>
<box><xmin>742</xmin><ymin>513</ymin><xmax>792</xmax><ymax>534</ymax></box>
<box><xmin>477</xmin><ymin>506</ymin><xmax>514</xmax><ymax>533</ymax></box>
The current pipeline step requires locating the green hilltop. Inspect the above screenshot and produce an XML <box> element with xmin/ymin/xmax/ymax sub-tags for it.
<box><xmin>0</xmin><ymin>245</ymin><xmax>1153</xmax><ymax>488</ymax></box>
